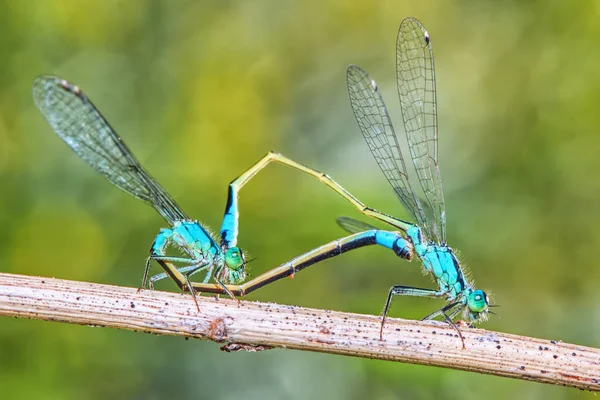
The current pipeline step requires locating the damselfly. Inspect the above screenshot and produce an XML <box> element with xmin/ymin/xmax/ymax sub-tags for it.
<box><xmin>344</xmin><ymin>17</ymin><xmax>490</xmax><ymax>340</ymax></box>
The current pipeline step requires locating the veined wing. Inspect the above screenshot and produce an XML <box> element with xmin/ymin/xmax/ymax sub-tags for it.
<box><xmin>347</xmin><ymin>65</ymin><xmax>429</xmax><ymax>232</ymax></box>
<box><xmin>33</xmin><ymin>76</ymin><xmax>188</xmax><ymax>225</ymax></box>
<box><xmin>336</xmin><ymin>216</ymin><xmax>379</xmax><ymax>234</ymax></box>
<box><xmin>396</xmin><ymin>17</ymin><xmax>446</xmax><ymax>243</ymax></box>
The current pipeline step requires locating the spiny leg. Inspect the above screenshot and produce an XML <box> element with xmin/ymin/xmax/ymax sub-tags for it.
<box><xmin>150</xmin><ymin>257</ymin><xmax>214</xmax><ymax>312</ymax></box>
<box><xmin>141</xmin><ymin>255</ymin><xmax>202</xmax><ymax>290</ymax></box>
<box><xmin>422</xmin><ymin>301</ymin><xmax>466</xmax><ymax>348</ymax></box>
<box><xmin>149</xmin><ymin>262</ymin><xmax>210</xmax><ymax>289</ymax></box>
<box><xmin>140</xmin><ymin>257</ymin><xmax>200</xmax><ymax>311</ymax></box>
<box><xmin>448</xmin><ymin>304</ymin><xmax>465</xmax><ymax>320</ymax></box>
<box><xmin>182</xmin><ymin>270</ymin><xmax>200</xmax><ymax>312</ymax></box>
<box><xmin>149</xmin><ymin>265</ymin><xmax>202</xmax><ymax>286</ymax></box>
<box><xmin>421</xmin><ymin>301</ymin><xmax>463</xmax><ymax>321</ymax></box>
<box><xmin>214</xmin><ymin>275</ymin><xmax>238</xmax><ymax>302</ymax></box>
<box><xmin>141</xmin><ymin>229</ymin><xmax>195</xmax><ymax>291</ymax></box>
<box><xmin>142</xmin><ymin>229</ymin><xmax>205</xmax><ymax>310</ymax></box>
<box><xmin>219</xmin><ymin>151</ymin><xmax>415</xmax><ymax>248</ymax></box>
<box><xmin>380</xmin><ymin>286</ymin><xmax>445</xmax><ymax>340</ymax></box>
<box><xmin>197</xmin><ymin>263</ymin><xmax>239</xmax><ymax>302</ymax></box>
<box><xmin>143</xmin><ymin>254</ymin><xmax>202</xmax><ymax>311</ymax></box>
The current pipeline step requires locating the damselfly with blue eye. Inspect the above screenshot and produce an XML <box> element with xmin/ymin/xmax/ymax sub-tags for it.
<box><xmin>190</xmin><ymin>17</ymin><xmax>492</xmax><ymax>345</ymax></box>
<box><xmin>32</xmin><ymin>77</ymin><xmax>414</xmax><ymax>311</ymax></box>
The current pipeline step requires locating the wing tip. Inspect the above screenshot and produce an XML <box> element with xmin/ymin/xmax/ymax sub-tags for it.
<box><xmin>32</xmin><ymin>75</ymin><xmax>57</xmax><ymax>108</ymax></box>
<box><xmin>399</xmin><ymin>16</ymin><xmax>425</xmax><ymax>30</ymax></box>
<box><xmin>347</xmin><ymin>64</ymin><xmax>366</xmax><ymax>77</ymax></box>
<box><xmin>32</xmin><ymin>75</ymin><xmax>88</xmax><ymax>111</ymax></box>
<box><xmin>346</xmin><ymin>65</ymin><xmax>378</xmax><ymax>92</ymax></box>
<box><xmin>398</xmin><ymin>17</ymin><xmax>430</xmax><ymax>48</ymax></box>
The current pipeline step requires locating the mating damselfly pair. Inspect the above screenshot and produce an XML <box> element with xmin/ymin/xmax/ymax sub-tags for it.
<box><xmin>33</xmin><ymin>17</ymin><xmax>489</xmax><ymax>344</ymax></box>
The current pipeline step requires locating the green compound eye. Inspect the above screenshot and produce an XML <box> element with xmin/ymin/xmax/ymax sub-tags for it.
<box><xmin>225</xmin><ymin>247</ymin><xmax>244</xmax><ymax>270</ymax></box>
<box><xmin>467</xmin><ymin>290</ymin><xmax>488</xmax><ymax>313</ymax></box>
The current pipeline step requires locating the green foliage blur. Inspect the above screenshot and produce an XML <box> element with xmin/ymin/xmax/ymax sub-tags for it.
<box><xmin>0</xmin><ymin>1</ymin><xmax>598</xmax><ymax>398</ymax></box>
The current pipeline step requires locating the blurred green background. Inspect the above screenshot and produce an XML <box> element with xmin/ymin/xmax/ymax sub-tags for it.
<box><xmin>0</xmin><ymin>0</ymin><xmax>598</xmax><ymax>398</ymax></box>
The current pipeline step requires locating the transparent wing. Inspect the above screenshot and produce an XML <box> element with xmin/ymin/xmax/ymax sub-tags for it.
<box><xmin>336</xmin><ymin>216</ymin><xmax>379</xmax><ymax>234</ymax></box>
<box><xmin>32</xmin><ymin>76</ymin><xmax>188</xmax><ymax>225</ymax></box>
<box><xmin>346</xmin><ymin>65</ymin><xmax>429</xmax><ymax>232</ymax></box>
<box><xmin>396</xmin><ymin>17</ymin><xmax>446</xmax><ymax>243</ymax></box>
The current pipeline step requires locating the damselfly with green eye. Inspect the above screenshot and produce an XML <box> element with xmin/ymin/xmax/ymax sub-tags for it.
<box><xmin>344</xmin><ymin>17</ymin><xmax>490</xmax><ymax>340</ymax></box>
<box><xmin>32</xmin><ymin>77</ymin><xmax>414</xmax><ymax>311</ymax></box>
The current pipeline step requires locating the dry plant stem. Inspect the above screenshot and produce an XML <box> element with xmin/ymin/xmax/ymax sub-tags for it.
<box><xmin>0</xmin><ymin>273</ymin><xmax>597</xmax><ymax>391</ymax></box>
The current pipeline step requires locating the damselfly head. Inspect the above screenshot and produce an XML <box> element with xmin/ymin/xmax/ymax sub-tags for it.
<box><xmin>466</xmin><ymin>289</ymin><xmax>489</xmax><ymax>322</ymax></box>
<box><xmin>225</xmin><ymin>247</ymin><xmax>245</xmax><ymax>270</ymax></box>
<box><xmin>224</xmin><ymin>247</ymin><xmax>246</xmax><ymax>284</ymax></box>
